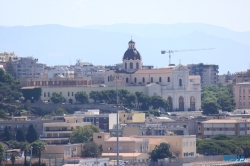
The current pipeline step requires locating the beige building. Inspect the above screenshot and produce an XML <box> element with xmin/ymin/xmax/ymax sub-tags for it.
<box><xmin>93</xmin><ymin>133</ymin><xmax>196</xmax><ymax>159</ymax></box>
<box><xmin>40</xmin><ymin>120</ymin><xmax>91</xmax><ymax>144</ymax></box>
<box><xmin>118</xmin><ymin>111</ymin><xmax>145</xmax><ymax>124</ymax></box>
<box><xmin>233</xmin><ymin>82</ymin><xmax>250</xmax><ymax>109</ymax></box>
<box><xmin>201</xmin><ymin>119</ymin><xmax>250</xmax><ymax>139</ymax></box>
<box><xmin>41</xmin><ymin>143</ymin><xmax>83</xmax><ymax>159</ymax></box>
<box><xmin>104</xmin><ymin>40</ymin><xmax>201</xmax><ymax>112</ymax></box>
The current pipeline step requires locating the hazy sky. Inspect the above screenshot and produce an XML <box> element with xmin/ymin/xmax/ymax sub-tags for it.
<box><xmin>0</xmin><ymin>0</ymin><xmax>250</xmax><ymax>32</ymax></box>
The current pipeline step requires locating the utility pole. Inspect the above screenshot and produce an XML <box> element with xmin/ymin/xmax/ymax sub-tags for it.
<box><xmin>116</xmin><ymin>74</ymin><xmax>119</xmax><ymax>166</ymax></box>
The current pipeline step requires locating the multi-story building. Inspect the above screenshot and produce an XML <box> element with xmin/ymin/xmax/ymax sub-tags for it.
<box><xmin>12</xmin><ymin>56</ymin><xmax>46</xmax><ymax>78</ymax></box>
<box><xmin>233</xmin><ymin>82</ymin><xmax>250</xmax><ymax>109</ymax></box>
<box><xmin>0</xmin><ymin>116</ymin><xmax>62</xmax><ymax>139</ymax></box>
<box><xmin>47</xmin><ymin>66</ymin><xmax>74</xmax><ymax>78</ymax></box>
<box><xmin>187</xmin><ymin>63</ymin><xmax>219</xmax><ymax>86</ymax></box>
<box><xmin>40</xmin><ymin>121</ymin><xmax>91</xmax><ymax>144</ymax></box>
<box><xmin>0</xmin><ymin>52</ymin><xmax>18</xmax><ymax>63</ymax></box>
<box><xmin>118</xmin><ymin>111</ymin><xmax>145</xmax><ymax>124</ymax></box>
<box><xmin>94</xmin><ymin>132</ymin><xmax>196</xmax><ymax>159</ymax></box>
<box><xmin>200</xmin><ymin>119</ymin><xmax>250</xmax><ymax>139</ymax></box>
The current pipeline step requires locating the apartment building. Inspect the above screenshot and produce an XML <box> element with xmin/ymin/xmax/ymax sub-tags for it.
<box><xmin>12</xmin><ymin>56</ymin><xmax>46</xmax><ymax>79</ymax></box>
<box><xmin>187</xmin><ymin>63</ymin><xmax>219</xmax><ymax>86</ymax></box>
<box><xmin>201</xmin><ymin>119</ymin><xmax>250</xmax><ymax>139</ymax></box>
<box><xmin>0</xmin><ymin>117</ymin><xmax>62</xmax><ymax>139</ymax></box>
<box><xmin>40</xmin><ymin>121</ymin><xmax>91</xmax><ymax>144</ymax></box>
<box><xmin>118</xmin><ymin>111</ymin><xmax>145</xmax><ymax>124</ymax></box>
<box><xmin>233</xmin><ymin>82</ymin><xmax>250</xmax><ymax>109</ymax></box>
<box><xmin>47</xmin><ymin>66</ymin><xmax>74</xmax><ymax>78</ymax></box>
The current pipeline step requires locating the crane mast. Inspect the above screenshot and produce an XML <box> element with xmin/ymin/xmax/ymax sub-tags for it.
<box><xmin>161</xmin><ymin>48</ymin><xmax>215</xmax><ymax>65</ymax></box>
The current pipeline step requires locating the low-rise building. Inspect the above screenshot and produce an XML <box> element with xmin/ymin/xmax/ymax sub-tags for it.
<box><xmin>201</xmin><ymin>119</ymin><xmax>250</xmax><ymax>139</ymax></box>
<box><xmin>118</xmin><ymin>111</ymin><xmax>145</xmax><ymax>124</ymax></box>
<box><xmin>40</xmin><ymin>121</ymin><xmax>91</xmax><ymax>144</ymax></box>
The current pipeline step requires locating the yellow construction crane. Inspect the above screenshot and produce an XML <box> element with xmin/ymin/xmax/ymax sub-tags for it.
<box><xmin>161</xmin><ymin>48</ymin><xmax>215</xmax><ymax>65</ymax></box>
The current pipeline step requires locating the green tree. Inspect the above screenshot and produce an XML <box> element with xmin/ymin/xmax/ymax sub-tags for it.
<box><xmin>150</xmin><ymin>142</ymin><xmax>173</xmax><ymax>161</ymax></box>
<box><xmin>10</xmin><ymin>153</ymin><xmax>16</xmax><ymax>166</ymax></box>
<box><xmin>82</xmin><ymin>142</ymin><xmax>102</xmax><ymax>157</ymax></box>
<box><xmin>125</xmin><ymin>93</ymin><xmax>137</xmax><ymax>110</ymax></box>
<box><xmin>235</xmin><ymin>147</ymin><xmax>244</xmax><ymax>155</ymax></box>
<box><xmin>16</xmin><ymin>128</ymin><xmax>26</xmax><ymax>142</ymax></box>
<box><xmin>75</xmin><ymin>91</ymin><xmax>89</xmax><ymax>104</ymax></box>
<box><xmin>3</xmin><ymin>126</ymin><xmax>12</xmax><ymax>141</ymax></box>
<box><xmin>0</xmin><ymin>109</ymin><xmax>7</xmax><ymax>119</ymax></box>
<box><xmin>26</xmin><ymin>124</ymin><xmax>38</xmax><ymax>143</ymax></box>
<box><xmin>50</xmin><ymin>92</ymin><xmax>65</xmax><ymax>104</ymax></box>
<box><xmin>20</xmin><ymin>141</ymin><xmax>30</xmax><ymax>166</ymax></box>
<box><xmin>0</xmin><ymin>144</ymin><xmax>5</xmax><ymax>165</ymax></box>
<box><xmin>70</xmin><ymin>125</ymin><xmax>100</xmax><ymax>143</ymax></box>
<box><xmin>89</xmin><ymin>91</ymin><xmax>100</xmax><ymax>103</ymax></box>
<box><xmin>202</xmin><ymin>98</ymin><xmax>220</xmax><ymax>115</ymax></box>
<box><xmin>31</xmin><ymin>140</ymin><xmax>46</xmax><ymax>166</ymax></box>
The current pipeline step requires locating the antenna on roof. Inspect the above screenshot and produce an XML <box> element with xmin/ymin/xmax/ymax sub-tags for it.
<box><xmin>131</xmin><ymin>36</ymin><xmax>132</xmax><ymax>40</ymax></box>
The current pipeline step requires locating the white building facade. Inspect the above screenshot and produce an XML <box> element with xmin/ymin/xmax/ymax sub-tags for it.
<box><xmin>104</xmin><ymin>40</ymin><xmax>201</xmax><ymax>111</ymax></box>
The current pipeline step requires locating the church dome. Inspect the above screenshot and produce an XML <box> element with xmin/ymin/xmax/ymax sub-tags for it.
<box><xmin>123</xmin><ymin>40</ymin><xmax>142</xmax><ymax>60</ymax></box>
<box><xmin>123</xmin><ymin>49</ymin><xmax>141</xmax><ymax>60</ymax></box>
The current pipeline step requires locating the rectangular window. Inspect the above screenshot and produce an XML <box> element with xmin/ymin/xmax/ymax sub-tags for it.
<box><xmin>72</xmin><ymin>92</ymin><xmax>74</xmax><ymax>96</ymax></box>
<box><xmin>97</xmin><ymin>136</ymin><xmax>102</xmax><ymax>139</ymax></box>
<box><xmin>44</xmin><ymin>92</ymin><xmax>46</xmax><ymax>97</ymax></box>
<box><xmin>68</xmin><ymin>92</ymin><xmax>70</xmax><ymax>96</ymax></box>
<box><xmin>48</xmin><ymin>92</ymin><xmax>50</xmax><ymax>97</ymax></box>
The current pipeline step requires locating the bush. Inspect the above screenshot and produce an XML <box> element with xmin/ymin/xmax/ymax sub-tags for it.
<box><xmin>32</xmin><ymin>161</ymin><xmax>46</xmax><ymax>166</ymax></box>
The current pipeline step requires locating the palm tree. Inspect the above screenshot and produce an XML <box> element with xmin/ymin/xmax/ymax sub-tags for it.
<box><xmin>31</xmin><ymin>140</ymin><xmax>46</xmax><ymax>166</ymax></box>
<box><xmin>20</xmin><ymin>141</ymin><xmax>30</xmax><ymax>166</ymax></box>
<box><xmin>10</xmin><ymin>153</ymin><xmax>16</xmax><ymax>166</ymax></box>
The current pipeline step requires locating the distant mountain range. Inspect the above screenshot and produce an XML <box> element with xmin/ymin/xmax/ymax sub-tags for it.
<box><xmin>0</xmin><ymin>23</ymin><xmax>249</xmax><ymax>74</ymax></box>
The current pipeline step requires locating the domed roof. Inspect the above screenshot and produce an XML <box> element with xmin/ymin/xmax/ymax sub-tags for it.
<box><xmin>123</xmin><ymin>49</ymin><xmax>141</xmax><ymax>60</ymax></box>
<box><xmin>128</xmin><ymin>40</ymin><xmax>135</xmax><ymax>44</ymax></box>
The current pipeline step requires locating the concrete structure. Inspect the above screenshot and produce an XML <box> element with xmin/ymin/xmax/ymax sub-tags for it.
<box><xmin>0</xmin><ymin>117</ymin><xmax>62</xmax><ymax>139</ymax></box>
<box><xmin>93</xmin><ymin>133</ymin><xmax>196</xmax><ymax>158</ymax></box>
<box><xmin>104</xmin><ymin>40</ymin><xmax>201</xmax><ymax>112</ymax></box>
<box><xmin>0</xmin><ymin>52</ymin><xmax>18</xmax><ymax>63</ymax></box>
<box><xmin>233</xmin><ymin>82</ymin><xmax>250</xmax><ymax>109</ymax></box>
<box><xmin>201</xmin><ymin>119</ymin><xmax>250</xmax><ymax>139</ymax></box>
<box><xmin>42</xmin><ymin>143</ymin><xmax>83</xmax><ymax>159</ymax></box>
<box><xmin>118</xmin><ymin>111</ymin><xmax>145</xmax><ymax>124</ymax></box>
<box><xmin>187</xmin><ymin>63</ymin><xmax>219</xmax><ymax>86</ymax></box>
<box><xmin>47</xmin><ymin>66</ymin><xmax>74</xmax><ymax>78</ymax></box>
<box><xmin>12</xmin><ymin>56</ymin><xmax>46</xmax><ymax>78</ymax></box>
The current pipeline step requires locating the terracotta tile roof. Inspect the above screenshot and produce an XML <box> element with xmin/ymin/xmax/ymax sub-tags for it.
<box><xmin>135</xmin><ymin>69</ymin><xmax>171</xmax><ymax>74</ymax></box>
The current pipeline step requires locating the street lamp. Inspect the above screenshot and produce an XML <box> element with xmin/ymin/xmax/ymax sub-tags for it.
<box><xmin>93</xmin><ymin>153</ymin><xmax>98</xmax><ymax>166</ymax></box>
<box><xmin>49</xmin><ymin>155</ymin><xmax>51</xmax><ymax>166</ymax></box>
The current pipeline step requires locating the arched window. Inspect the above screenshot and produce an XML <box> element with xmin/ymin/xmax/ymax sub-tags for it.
<box><xmin>151</xmin><ymin>77</ymin><xmax>153</xmax><ymax>83</ymax></box>
<box><xmin>167</xmin><ymin>97</ymin><xmax>173</xmax><ymax>111</ymax></box>
<box><xmin>179</xmin><ymin>96</ymin><xmax>184</xmax><ymax>111</ymax></box>
<box><xmin>168</xmin><ymin>77</ymin><xmax>170</xmax><ymax>82</ymax></box>
<box><xmin>134</xmin><ymin>77</ymin><xmax>137</xmax><ymax>83</ymax></box>
<box><xmin>126</xmin><ymin>78</ymin><xmax>129</xmax><ymax>83</ymax></box>
<box><xmin>159</xmin><ymin>77</ymin><xmax>162</xmax><ymax>82</ymax></box>
<box><xmin>179</xmin><ymin>79</ymin><xmax>182</xmax><ymax>86</ymax></box>
<box><xmin>142</xmin><ymin>77</ymin><xmax>145</xmax><ymax>83</ymax></box>
<box><xmin>108</xmin><ymin>76</ymin><xmax>110</xmax><ymax>82</ymax></box>
<box><xmin>125</xmin><ymin>63</ymin><xmax>127</xmax><ymax>69</ymax></box>
<box><xmin>110</xmin><ymin>75</ymin><xmax>112</xmax><ymax>81</ymax></box>
<box><xmin>130</xmin><ymin>62</ymin><xmax>133</xmax><ymax>69</ymax></box>
<box><xmin>190</xmin><ymin>96</ymin><xmax>195</xmax><ymax>111</ymax></box>
<box><xmin>136</xmin><ymin>62</ymin><xmax>139</xmax><ymax>69</ymax></box>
